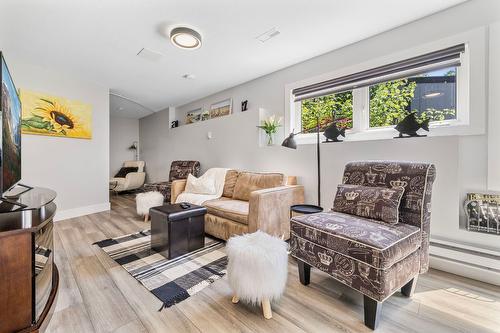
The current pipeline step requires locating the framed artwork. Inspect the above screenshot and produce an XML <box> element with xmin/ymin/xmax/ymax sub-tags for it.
<box><xmin>201</xmin><ymin>109</ymin><xmax>210</xmax><ymax>121</ymax></box>
<box><xmin>20</xmin><ymin>89</ymin><xmax>92</xmax><ymax>139</ymax></box>
<box><xmin>209</xmin><ymin>98</ymin><xmax>232</xmax><ymax>119</ymax></box>
<box><xmin>186</xmin><ymin>108</ymin><xmax>202</xmax><ymax>124</ymax></box>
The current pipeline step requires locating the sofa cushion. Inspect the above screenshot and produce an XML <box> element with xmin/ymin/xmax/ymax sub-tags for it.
<box><xmin>169</xmin><ymin>160</ymin><xmax>201</xmax><ymax>181</ymax></box>
<box><xmin>222</xmin><ymin>170</ymin><xmax>240</xmax><ymax>198</ymax></box>
<box><xmin>290</xmin><ymin>211</ymin><xmax>421</xmax><ymax>270</ymax></box>
<box><xmin>185</xmin><ymin>174</ymin><xmax>216</xmax><ymax>195</ymax></box>
<box><xmin>204</xmin><ymin>198</ymin><xmax>249</xmax><ymax>225</ymax></box>
<box><xmin>123</xmin><ymin>160</ymin><xmax>145</xmax><ymax>172</ymax></box>
<box><xmin>333</xmin><ymin>184</ymin><xmax>404</xmax><ymax>224</ymax></box>
<box><xmin>290</xmin><ymin>236</ymin><xmax>420</xmax><ymax>301</ymax></box>
<box><xmin>143</xmin><ymin>181</ymin><xmax>170</xmax><ymax>201</ymax></box>
<box><xmin>114</xmin><ymin>167</ymin><xmax>138</xmax><ymax>178</ymax></box>
<box><xmin>232</xmin><ymin>172</ymin><xmax>284</xmax><ymax>201</ymax></box>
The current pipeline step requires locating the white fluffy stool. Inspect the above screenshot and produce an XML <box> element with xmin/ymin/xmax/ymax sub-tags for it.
<box><xmin>136</xmin><ymin>191</ymin><xmax>164</xmax><ymax>222</ymax></box>
<box><xmin>226</xmin><ymin>230</ymin><xmax>288</xmax><ymax>319</ymax></box>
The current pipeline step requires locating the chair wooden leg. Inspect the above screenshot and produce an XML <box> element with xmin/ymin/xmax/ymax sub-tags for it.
<box><xmin>231</xmin><ymin>295</ymin><xmax>239</xmax><ymax>304</ymax></box>
<box><xmin>144</xmin><ymin>214</ymin><xmax>149</xmax><ymax>222</ymax></box>
<box><xmin>363</xmin><ymin>295</ymin><xmax>382</xmax><ymax>330</ymax></box>
<box><xmin>401</xmin><ymin>276</ymin><xmax>418</xmax><ymax>297</ymax></box>
<box><xmin>262</xmin><ymin>298</ymin><xmax>272</xmax><ymax>319</ymax></box>
<box><xmin>297</xmin><ymin>260</ymin><xmax>311</xmax><ymax>286</ymax></box>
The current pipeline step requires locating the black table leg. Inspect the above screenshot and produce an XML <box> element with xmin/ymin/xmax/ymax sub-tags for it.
<box><xmin>297</xmin><ymin>260</ymin><xmax>311</xmax><ymax>286</ymax></box>
<box><xmin>401</xmin><ymin>276</ymin><xmax>418</xmax><ymax>297</ymax></box>
<box><xmin>364</xmin><ymin>295</ymin><xmax>382</xmax><ymax>330</ymax></box>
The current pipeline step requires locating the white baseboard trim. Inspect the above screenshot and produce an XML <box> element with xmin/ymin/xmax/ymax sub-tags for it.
<box><xmin>54</xmin><ymin>202</ymin><xmax>111</xmax><ymax>222</ymax></box>
<box><xmin>430</xmin><ymin>240</ymin><xmax>500</xmax><ymax>286</ymax></box>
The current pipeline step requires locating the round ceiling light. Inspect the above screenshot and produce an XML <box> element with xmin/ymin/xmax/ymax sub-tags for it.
<box><xmin>170</xmin><ymin>27</ymin><xmax>202</xmax><ymax>50</ymax></box>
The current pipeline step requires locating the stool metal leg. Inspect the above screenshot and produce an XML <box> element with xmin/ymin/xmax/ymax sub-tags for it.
<box><xmin>144</xmin><ymin>214</ymin><xmax>149</xmax><ymax>223</ymax></box>
<box><xmin>262</xmin><ymin>298</ymin><xmax>272</xmax><ymax>319</ymax></box>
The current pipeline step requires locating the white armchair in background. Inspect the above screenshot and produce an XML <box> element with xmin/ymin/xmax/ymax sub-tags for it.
<box><xmin>110</xmin><ymin>161</ymin><xmax>146</xmax><ymax>192</ymax></box>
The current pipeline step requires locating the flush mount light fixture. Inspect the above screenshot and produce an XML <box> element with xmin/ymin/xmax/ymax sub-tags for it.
<box><xmin>170</xmin><ymin>27</ymin><xmax>202</xmax><ymax>50</ymax></box>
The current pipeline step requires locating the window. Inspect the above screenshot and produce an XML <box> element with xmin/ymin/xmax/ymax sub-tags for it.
<box><xmin>300</xmin><ymin>91</ymin><xmax>352</xmax><ymax>133</ymax></box>
<box><xmin>369</xmin><ymin>66</ymin><xmax>457</xmax><ymax>128</ymax></box>
<box><xmin>291</xmin><ymin>44</ymin><xmax>467</xmax><ymax>140</ymax></box>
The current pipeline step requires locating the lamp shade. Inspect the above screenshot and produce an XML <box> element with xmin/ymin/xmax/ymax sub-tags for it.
<box><xmin>281</xmin><ymin>133</ymin><xmax>297</xmax><ymax>149</ymax></box>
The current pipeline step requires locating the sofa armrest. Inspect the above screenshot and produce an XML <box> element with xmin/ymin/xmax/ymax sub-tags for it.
<box><xmin>125</xmin><ymin>172</ymin><xmax>146</xmax><ymax>190</ymax></box>
<box><xmin>248</xmin><ymin>185</ymin><xmax>305</xmax><ymax>239</ymax></box>
<box><xmin>170</xmin><ymin>179</ymin><xmax>187</xmax><ymax>203</ymax></box>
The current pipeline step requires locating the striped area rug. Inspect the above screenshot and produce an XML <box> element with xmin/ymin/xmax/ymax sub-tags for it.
<box><xmin>94</xmin><ymin>230</ymin><xmax>227</xmax><ymax>309</ymax></box>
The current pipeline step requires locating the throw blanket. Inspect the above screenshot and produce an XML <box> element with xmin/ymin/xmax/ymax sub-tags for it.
<box><xmin>175</xmin><ymin>168</ymin><xmax>229</xmax><ymax>205</ymax></box>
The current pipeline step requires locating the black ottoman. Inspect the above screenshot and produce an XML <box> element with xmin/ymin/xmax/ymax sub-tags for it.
<box><xmin>150</xmin><ymin>203</ymin><xmax>207</xmax><ymax>259</ymax></box>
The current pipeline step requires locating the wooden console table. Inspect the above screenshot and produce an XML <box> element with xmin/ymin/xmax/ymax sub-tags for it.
<box><xmin>0</xmin><ymin>187</ymin><xmax>59</xmax><ymax>333</ymax></box>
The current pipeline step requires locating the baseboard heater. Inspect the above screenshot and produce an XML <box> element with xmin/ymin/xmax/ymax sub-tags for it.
<box><xmin>429</xmin><ymin>239</ymin><xmax>500</xmax><ymax>286</ymax></box>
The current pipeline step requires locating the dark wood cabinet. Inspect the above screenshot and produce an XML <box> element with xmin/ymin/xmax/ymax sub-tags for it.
<box><xmin>0</xmin><ymin>188</ymin><xmax>59</xmax><ymax>333</ymax></box>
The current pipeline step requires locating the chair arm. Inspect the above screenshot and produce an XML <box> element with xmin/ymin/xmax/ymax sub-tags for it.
<box><xmin>125</xmin><ymin>172</ymin><xmax>146</xmax><ymax>190</ymax></box>
<box><xmin>171</xmin><ymin>179</ymin><xmax>187</xmax><ymax>203</ymax></box>
<box><xmin>248</xmin><ymin>185</ymin><xmax>305</xmax><ymax>239</ymax></box>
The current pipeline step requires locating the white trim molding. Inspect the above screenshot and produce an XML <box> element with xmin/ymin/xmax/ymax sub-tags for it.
<box><xmin>54</xmin><ymin>202</ymin><xmax>111</xmax><ymax>222</ymax></box>
<box><xmin>430</xmin><ymin>238</ymin><xmax>500</xmax><ymax>286</ymax></box>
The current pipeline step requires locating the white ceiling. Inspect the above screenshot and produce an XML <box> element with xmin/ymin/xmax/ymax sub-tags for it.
<box><xmin>0</xmin><ymin>0</ymin><xmax>466</xmax><ymax>118</ymax></box>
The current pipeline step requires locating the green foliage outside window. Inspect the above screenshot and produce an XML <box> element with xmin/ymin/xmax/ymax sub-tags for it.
<box><xmin>369</xmin><ymin>79</ymin><xmax>417</xmax><ymax>127</ymax></box>
<box><xmin>300</xmin><ymin>75</ymin><xmax>457</xmax><ymax>132</ymax></box>
<box><xmin>300</xmin><ymin>91</ymin><xmax>352</xmax><ymax>133</ymax></box>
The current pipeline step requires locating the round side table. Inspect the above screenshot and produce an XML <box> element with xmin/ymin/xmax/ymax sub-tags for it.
<box><xmin>290</xmin><ymin>204</ymin><xmax>323</xmax><ymax>219</ymax></box>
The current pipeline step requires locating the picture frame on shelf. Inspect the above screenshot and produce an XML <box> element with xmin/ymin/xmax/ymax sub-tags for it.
<box><xmin>201</xmin><ymin>109</ymin><xmax>210</xmax><ymax>121</ymax></box>
<box><xmin>209</xmin><ymin>98</ymin><xmax>232</xmax><ymax>119</ymax></box>
<box><xmin>186</xmin><ymin>108</ymin><xmax>202</xmax><ymax>124</ymax></box>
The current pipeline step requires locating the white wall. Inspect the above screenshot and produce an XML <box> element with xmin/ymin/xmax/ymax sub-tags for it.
<box><xmin>7</xmin><ymin>60</ymin><xmax>110</xmax><ymax>220</ymax></box>
<box><xmin>110</xmin><ymin>116</ymin><xmax>139</xmax><ymax>177</ymax></box>
<box><xmin>140</xmin><ymin>0</ymin><xmax>500</xmax><ymax>253</ymax></box>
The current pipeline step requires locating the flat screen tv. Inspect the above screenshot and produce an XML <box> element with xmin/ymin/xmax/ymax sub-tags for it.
<box><xmin>0</xmin><ymin>52</ymin><xmax>22</xmax><ymax>194</ymax></box>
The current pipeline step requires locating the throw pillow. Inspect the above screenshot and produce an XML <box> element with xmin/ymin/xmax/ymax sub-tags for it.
<box><xmin>184</xmin><ymin>173</ymin><xmax>217</xmax><ymax>195</ymax></box>
<box><xmin>232</xmin><ymin>172</ymin><xmax>284</xmax><ymax>201</ymax></box>
<box><xmin>114</xmin><ymin>167</ymin><xmax>138</xmax><ymax>178</ymax></box>
<box><xmin>222</xmin><ymin>170</ymin><xmax>240</xmax><ymax>198</ymax></box>
<box><xmin>333</xmin><ymin>184</ymin><xmax>404</xmax><ymax>224</ymax></box>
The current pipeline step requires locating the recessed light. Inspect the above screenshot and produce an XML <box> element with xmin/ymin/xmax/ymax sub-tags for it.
<box><xmin>170</xmin><ymin>27</ymin><xmax>202</xmax><ymax>50</ymax></box>
<box><xmin>182</xmin><ymin>74</ymin><xmax>196</xmax><ymax>79</ymax></box>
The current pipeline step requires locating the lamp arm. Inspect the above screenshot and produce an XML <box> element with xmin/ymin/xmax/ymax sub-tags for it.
<box><xmin>291</xmin><ymin>125</ymin><xmax>322</xmax><ymax>136</ymax></box>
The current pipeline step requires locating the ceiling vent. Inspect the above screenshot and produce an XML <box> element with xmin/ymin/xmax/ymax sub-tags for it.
<box><xmin>136</xmin><ymin>48</ymin><xmax>164</xmax><ymax>62</ymax></box>
<box><xmin>256</xmin><ymin>27</ymin><xmax>280</xmax><ymax>43</ymax></box>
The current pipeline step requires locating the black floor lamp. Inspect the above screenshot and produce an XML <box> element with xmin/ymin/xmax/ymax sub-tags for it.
<box><xmin>281</xmin><ymin>116</ymin><xmax>342</xmax><ymax>208</ymax></box>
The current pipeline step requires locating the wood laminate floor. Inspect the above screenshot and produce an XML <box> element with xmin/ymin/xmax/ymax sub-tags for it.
<box><xmin>46</xmin><ymin>194</ymin><xmax>500</xmax><ymax>333</ymax></box>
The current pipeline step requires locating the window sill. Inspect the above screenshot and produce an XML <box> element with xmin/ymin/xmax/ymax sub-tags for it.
<box><xmin>293</xmin><ymin>122</ymin><xmax>483</xmax><ymax>145</ymax></box>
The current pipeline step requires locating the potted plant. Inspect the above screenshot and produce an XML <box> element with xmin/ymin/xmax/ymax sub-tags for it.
<box><xmin>257</xmin><ymin>115</ymin><xmax>282</xmax><ymax>146</ymax></box>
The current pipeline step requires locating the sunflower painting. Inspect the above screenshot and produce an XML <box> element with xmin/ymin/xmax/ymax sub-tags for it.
<box><xmin>20</xmin><ymin>90</ymin><xmax>92</xmax><ymax>139</ymax></box>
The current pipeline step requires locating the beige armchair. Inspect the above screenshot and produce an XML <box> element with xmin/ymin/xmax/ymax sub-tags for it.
<box><xmin>110</xmin><ymin>161</ymin><xmax>146</xmax><ymax>192</ymax></box>
<box><xmin>171</xmin><ymin>170</ymin><xmax>304</xmax><ymax>240</ymax></box>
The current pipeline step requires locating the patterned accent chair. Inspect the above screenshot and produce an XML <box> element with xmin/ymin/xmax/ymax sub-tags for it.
<box><xmin>289</xmin><ymin>161</ymin><xmax>436</xmax><ymax>330</ymax></box>
<box><xmin>143</xmin><ymin>160</ymin><xmax>201</xmax><ymax>202</ymax></box>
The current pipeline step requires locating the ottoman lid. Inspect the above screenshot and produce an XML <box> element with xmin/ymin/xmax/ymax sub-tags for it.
<box><xmin>151</xmin><ymin>203</ymin><xmax>207</xmax><ymax>222</ymax></box>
